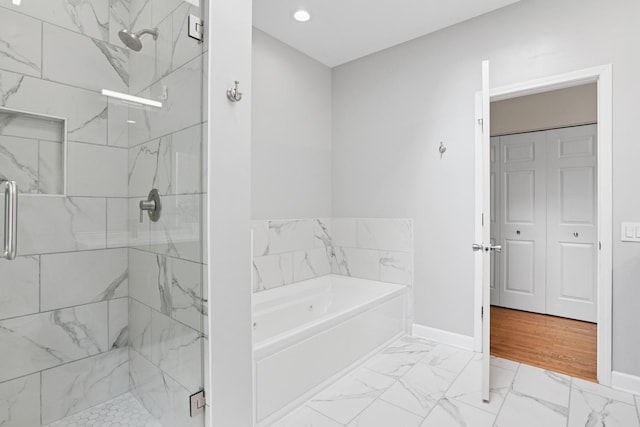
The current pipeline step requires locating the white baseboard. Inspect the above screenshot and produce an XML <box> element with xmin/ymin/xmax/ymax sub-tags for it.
<box><xmin>611</xmin><ymin>371</ymin><xmax>640</xmax><ymax>395</ymax></box>
<box><xmin>412</xmin><ymin>324</ymin><xmax>475</xmax><ymax>351</ymax></box>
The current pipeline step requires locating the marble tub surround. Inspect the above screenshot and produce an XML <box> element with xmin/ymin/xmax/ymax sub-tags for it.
<box><xmin>275</xmin><ymin>335</ymin><xmax>640</xmax><ymax>427</ymax></box>
<box><xmin>252</xmin><ymin>218</ymin><xmax>413</xmax><ymax>292</ymax></box>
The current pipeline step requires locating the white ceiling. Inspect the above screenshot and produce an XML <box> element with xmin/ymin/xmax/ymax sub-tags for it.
<box><xmin>253</xmin><ymin>0</ymin><xmax>520</xmax><ymax>67</ymax></box>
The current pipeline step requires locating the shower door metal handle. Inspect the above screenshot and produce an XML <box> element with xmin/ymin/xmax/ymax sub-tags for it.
<box><xmin>2</xmin><ymin>180</ymin><xmax>17</xmax><ymax>260</ymax></box>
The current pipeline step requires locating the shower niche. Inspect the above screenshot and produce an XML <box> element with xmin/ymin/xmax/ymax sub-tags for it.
<box><xmin>0</xmin><ymin>107</ymin><xmax>66</xmax><ymax>195</ymax></box>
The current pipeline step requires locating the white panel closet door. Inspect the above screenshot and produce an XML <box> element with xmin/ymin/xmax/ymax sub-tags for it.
<box><xmin>499</xmin><ymin>131</ymin><xmax>547</xmax><ymax>314</ymax></box>
<box><xmin>490</xmin><ymin>137</ymin><xmax>500</xmax><ymax>305</ymax></box>
<box><xmin>546</xmin><ymin>125</ymin><xmax>597</xmax><ymax>322</ymax></box>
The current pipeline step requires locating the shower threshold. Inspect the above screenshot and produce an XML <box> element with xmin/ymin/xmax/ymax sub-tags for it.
<box><xmin>45</xmin><ymin>392</ymin><xmax>161</xmax><ymax>427</ymax></box>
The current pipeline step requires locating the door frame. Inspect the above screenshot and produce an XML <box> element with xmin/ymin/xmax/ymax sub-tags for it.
<box><xmin>473</xmin><ymin>64</ymin><xmax>613</xmax><ymax>385</ymax></box>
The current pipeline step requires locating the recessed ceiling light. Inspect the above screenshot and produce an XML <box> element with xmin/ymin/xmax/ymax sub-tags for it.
<box><xmin>127</xmin><ymin>120</ymin><xmax>137</xmax><ymax>124</ymax></box>
<box><xmin>12</xmin><ymin>0</ymin><xmax>21</xmax><ymax>5</ymax></box>
<box><xmin>293</xmin><ymin>9</ymin><xmax>310</xmax><ymax>22</ymax></box>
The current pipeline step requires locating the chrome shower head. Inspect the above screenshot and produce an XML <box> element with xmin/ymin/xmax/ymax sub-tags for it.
<box><xmin>118</xmin><ymin>28</ymin><xmax>159</xmax><ymax>52</ymax></box>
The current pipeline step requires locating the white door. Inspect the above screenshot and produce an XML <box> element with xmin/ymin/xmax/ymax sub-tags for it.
<box><xmin>480</xmin><ymin>60</ymin><xmax>491</xmax><ymax>402</ymax></box>
<box><xmin>490</xmin><ymin>137</ymin><xmax>501</xmax><ymax>306</ymax></box>
<box><xmin>546</xmin><ymin>125</ymin><xmax>597</xmax><ymax>322</ymax></box>
<box><xmin>498</xmin><ymin>131</ymin><xmax>547</xmax><ymax>314</ymax></box>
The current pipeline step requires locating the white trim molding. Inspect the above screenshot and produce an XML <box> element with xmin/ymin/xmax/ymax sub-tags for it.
<box><xmin>611</xmin><ymin>371</ymin><xmax>640</xmax><ymax>396</ymax></box>
<box><xmin>413</xmin><ymin>324</ymin><xmax>475</xmax><ymax>351</ymax></box>
<box><xmin>473</xmin><ymin>64</ymin><xmax>614</xmax><ymax>385</ymax></box>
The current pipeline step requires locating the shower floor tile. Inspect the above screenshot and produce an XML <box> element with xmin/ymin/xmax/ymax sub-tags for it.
<box><xmin>46</xmin><ymin>392</ymin><xmax>161</xmax><ymax>427</ymax></box>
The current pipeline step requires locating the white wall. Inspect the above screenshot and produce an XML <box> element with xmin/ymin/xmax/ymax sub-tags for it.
<box><xmin>331</xmin><ymin>0</ymin><xmax>640</xmax><ymax>376</ymax></box>
<box><xmin>252</xmin><ymin>30</ymin><xmax>332</xmax><ymax>219</ymax></box>
<box><xmin>208</xmin><ymin>0</ymin><xmax>253</xmax><ymax>424</ymax></box>
<box><xmin>491</xmin><ymin>83</ymin><xmax>597</xmax><ymax>136</ymax></box>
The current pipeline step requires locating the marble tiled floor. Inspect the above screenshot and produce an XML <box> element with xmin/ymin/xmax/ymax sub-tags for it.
<box><xmin>274</xmin><ymin>336</ymin><xmax>640</xmax><ymax>427</ymax></box>
<box><xmin>46</xmin><ymin>392</ymin><xmax>160</xmax><ymax>427</ymax></box>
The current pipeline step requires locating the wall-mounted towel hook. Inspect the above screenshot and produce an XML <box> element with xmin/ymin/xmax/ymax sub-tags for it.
<box><xmin>227</xmin><ymin>80</ymin><xmax>243</xmax><ymax>102</ymax></box>
<box><xmin>439</xmin><ymin>141</ymin><xmax>447</xmax><ymax>159</ymax></box>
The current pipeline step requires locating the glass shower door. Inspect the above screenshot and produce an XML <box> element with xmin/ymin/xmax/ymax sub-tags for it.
<box><xmin>0</xmin><ymin>1</ymin><xmax>207</xmax><ymax>426</ymax></box>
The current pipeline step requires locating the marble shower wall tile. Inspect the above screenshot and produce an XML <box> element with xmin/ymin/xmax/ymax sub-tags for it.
<box><xmin>171</xmin><ymin>1</ymin><xmax>206</xmax><ymax>71</ymax></box>
<box><xmin>149</xmin><ymin>194</ymin><xmax>202</xmax><ymax>263</ymax></box>
<box><xmin>293</xmin><ymin>248</ymin><xmax>331</xmax><ymax>283</ymax></box>
<box><xmin>129</xmin><ymin>249</ymin><xmax>204</xmax><ymax>331</ymax></box>
<box><xmin>129</xmin><ymin>297</ymin><xmax>153</xmax><ymax>360</ymax></box>
<box><xmin>109</xmin><ymin>297</ymin><xmax>129</xmax><ymax>349</ymax></box>
<box><xmin>0</xmin><ymin>135</ymin><xmax>39</xmax><ymax>193</ymax></box>
<box><xmin>0</xmin><ymin>373</ymin><xmax>41</xmax><ymax>427</ymax></box>
<box><xmin>42</xmin><ymin>23</ymin><xmax>129</xmax><ymax>93</ymax></box>
<box><xmin>253</xmin><ymin>253</ymin><xmax>293</xmax><ymax>292</ymax></box>
<box><xmin>38</xmin><ymin>141</ymin><xmax>64</xmax><ymax>194</ymax></box>
<box><xmin>0</xmin><ymin>302</ymin><xmax>108</xmax><ymax>382</ymax></box>
<box><xmin>107</xmin><ymin>98</ymin><xmax>129</xmax><ymax>147</ymax></box>
<box><xmin>1</xmin><ymin>0</ymin><xmax>110</xmax><ymax>42</ymax></box>
<box><xmin>41</xmin><ymin>248</ymin><xmax>128</xmax><ymax>311</ymax></box>
<box><xmin>67</xmin><ymin>142</ymin><xmax>128</xmax><ymax>197</ymax></box>
<box><xmin>41</xmin><ymin>347</ymin><xmax>129</xmax><ymax>424</ymax></box>
<box><xmin>107</xmin><ymin>198</ymin><xmax>129</xmax><ymax>248</ymax></box>
<box><xmin>128</xmin><ymin>123</ymin><xmax>202</xmax><ymax>198</ymax></box>
<box><xmin>0</xmin><ymin>69</ymin><xmax>108</xmax><ymax>145</ymax></box>
<box><xmin>0</xmin><ymin>7</ymin><xmax>42</xmax><ymax>77</ymax></box>
<box><xmin>108</xmin><ymin>0</ymin><xmax>131</xmax><ymax>48</ymax></box>
<box><xmin>4</xmin><ymin>196</ymin><xmax>107</xmax><ymax>254</ymax></box>
<box><xmin>150</xmin><ymin>310</ymin><xmax>203</xmax><ymax>393</ymax></box>
<box><xmin>0</xmin><ymin>256</ymin><xmax>39</xmax><ymax>320</ymax></box>
<box><xmin>129</xmin><ymin>347</ymin><xmax>203</xmax><ymax>427</ymax></box>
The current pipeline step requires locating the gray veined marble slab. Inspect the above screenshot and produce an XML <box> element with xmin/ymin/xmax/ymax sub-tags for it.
<box><xmin>0</xmin><ymin>135</ymin><xmax>39</xmax><ymax>193</ymax></box>
<box><xmin>41</xmin><ymin>248</ymin><xmax>128</xmax><ymax>311</ymax></box>
<box><xmin>252</xmin><ymin>220</ymin><xmax>270</xmax><ymax>256</ymax></box>
<box><xmin>253</xmin><ymin>252</ymin><xmax>294</xmax><ymax>292</ymax></box>
<box><xmin>512</xmin><ymin>363</ymin><xmax>571</xmax><ymax>408</ymax></box>
<box><xmin>378</xmin><ymin>358</ymin><xmax>460</xmax><ymax>417</ymax></box>
<box><xmin>495</xmin><ymin>390</ymin><xmax>568</xmax><ymax>427</ymax></box>
<box><xmin>109</xmin><ymin>297</ymin><xmax>129</xmax><ymax>349</ymax></box>
<box><xmin>38</xmin><ymin>141</ymin><xmax>64</xmax><ymax>194</ymax></box>
<box><xmin>129</xmin><ymin>348</ymin><xmax>203</xmax><ymax>427</ymax></box>
<box><xmin>146</xmin><ymin>55</ymin><xmax>203</xmax><ymax>141</ymax></box>
<box><xmin>0</xmin><ymin>69</ymin><xmax>108</xmax><ymax>145</ymax></box>
<box><xmin>107</xmin><ymin>198</ymin><xmax>129</xmax><ymax>248</ymax></box>
<box><xmin>108</xmin><ymin>0</ymin><xmax>131</xmax><ymax>49</ymax></box>
<box><xmin>0</xmin><ymin>256</ymin><xmax>39</xmax><ymax>320</ymax></box>
<box><xmin>0</xmin><ymin>301</ymin><xmax>108</xmax><ymax>383</ymax></box>
<box><xmin>292</xmin><ymin>248</ymin><xmax>331</xmax><ymax>282</ymax></box>
<box><xmin>568</xmin><ymin>385</ymin><xmax>640</xmax><ymax>427</ymax></box>
<box><xmin>346</xmin><ymin>399</ymin><xmax>422</xmax><ymax>427</ymax></box>
<box><xmin>420</xmin><ymin>398</ymin><xmax>496</xmax><ymax>427</ymax></box>
<box><xmin>307</xmin><ymin>368</ymin><xmax>395</xmax><ymax>425</ymax></box>
<box><xmin>2</xmin><ymin>0</ymin><xmax>110</xmax><ymax>42</ymax></box>
<box><xmin>331</xmin><ymin>247</ymin><xmax>380</xmax><ymax>281</ymax></box>
<box><xmin>8</xmin><ymin>196</ymin><xmax>107</xmax><ymax>254</ymax></box>
<box><xmin>275</xmin><ymin>406</ymin><xmax>342</xmax><ymax>427</ymax></box>
<box><xmin>268</xmin><ymin>219</ymin><xmax>315</xmax><ymax>254</ymax></box>
<box><xmin>43</xmin><ymin>23</ymin><xmax>129</xmax><ymax>92</ymax></box>
<box><xmin>41</xmin><ymin>347</ymin><xmax>129</xmax><ymax>425</ymax></box>
<box><xmin>129</xmin><ymin>297</ymin><xmax>153</xmax><ymax>361</ymax></box>
<box><xmin>150</xmin><ymin>310</ymin><xmax>203</xmax><ymax>393</ymax></box>
<box><xmin>67</xmin><ymin>142</ymin><xmax>128</xmax><ymax>197</ymax></box>
<box><xmin>0</xmin><ymin>373</ymin><xmax>40</xmax><ymax>427</ymax></box>
<box><xmin>331</xmin><ymin>218</ymin><xmax>356</xmax><ymax>247</ymax></box>
<box><xmin>0</xmin><ymin>7</ymin><xmax>42</xmax><ymax>77</ymax></box>
<box><xmin>379</xmin><ymin>251</ymin><xmax>413</xmax><ymax>286</ymax></box>
<box><xmin>444</xmin><ymin>354</ymin><xmax>516</xmax><ymax>415</ymax></box>
<box><xmin>148</xmin><ymin>193</ymin><xmax>203</xmax><ymax>263</ymax></box>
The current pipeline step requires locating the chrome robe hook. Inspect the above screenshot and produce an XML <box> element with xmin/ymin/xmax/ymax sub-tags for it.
<box><xmin>227</xmin><ymin>80</ymin><xmax>243</xmax><ymax>102</ymax></box>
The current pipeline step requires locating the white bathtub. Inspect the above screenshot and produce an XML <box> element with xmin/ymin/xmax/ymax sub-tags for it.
<box><xmin>253</xmin><ymin>274</ymin><xmax>407</xmax><ymax>425</ymax></box>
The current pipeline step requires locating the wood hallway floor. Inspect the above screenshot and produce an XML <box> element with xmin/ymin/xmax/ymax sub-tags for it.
<box><xmin>490</xmin><ymin>306</ymin><xmax>597</xmax><ymax>382</ymax></box>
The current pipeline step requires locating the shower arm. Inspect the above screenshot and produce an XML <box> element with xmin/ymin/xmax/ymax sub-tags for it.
<box><xmin>137</xmin><ymin>28</ymin><xmax>159</xmax><ymax>40</ymax></box>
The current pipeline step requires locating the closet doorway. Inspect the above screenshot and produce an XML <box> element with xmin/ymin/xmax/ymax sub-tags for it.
<box><xmin>488</xmin><ymin>84</ymin><xmax>598</xmax><ymax>381</ymax></box>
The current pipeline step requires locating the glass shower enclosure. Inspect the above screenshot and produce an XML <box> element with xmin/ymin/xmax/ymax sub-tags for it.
<box><xmin>0</xmin><ymin>0</ymin><xmax>208</xmax><ymax>426</ymax></box>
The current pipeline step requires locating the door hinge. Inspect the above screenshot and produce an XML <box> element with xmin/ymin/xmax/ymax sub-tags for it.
<box><xmin>188</xmin><ymin>14</ymin><xmax>204</xmax><ymax>42</ymax></box>
<box><xmin>481</xmin><ymin>306</ymin><xmax>484</xmax><ymax>319</ymax></box>
<box><xmin>482</xmin><ymin>213</ymin><xmax>484</xmax><ymax>227</ymax></box>
<box><xmin>478</xmin><ymin>118</ymin><xmax>484</xmax><ymax>130</ymax></box>
<box><xmin>189</xmin><ymin>390</ymin><xmax>206</xmax><ymax>417</ymax></box>
<box><xmin>599</xmin><ymin>241</ymin><xmax>602</xmax><ymax>250</ymax></box>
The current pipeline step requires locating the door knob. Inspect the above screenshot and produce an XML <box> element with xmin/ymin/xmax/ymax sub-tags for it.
<box><xmin>489</xmin><ymin>245</ymin><xmax>502</xmax><ymax>253</ymax></box>
<box><xmin>472</xmin><ymin>243</ymin><xmax>484</xmax><ymax>252</ymax></box>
